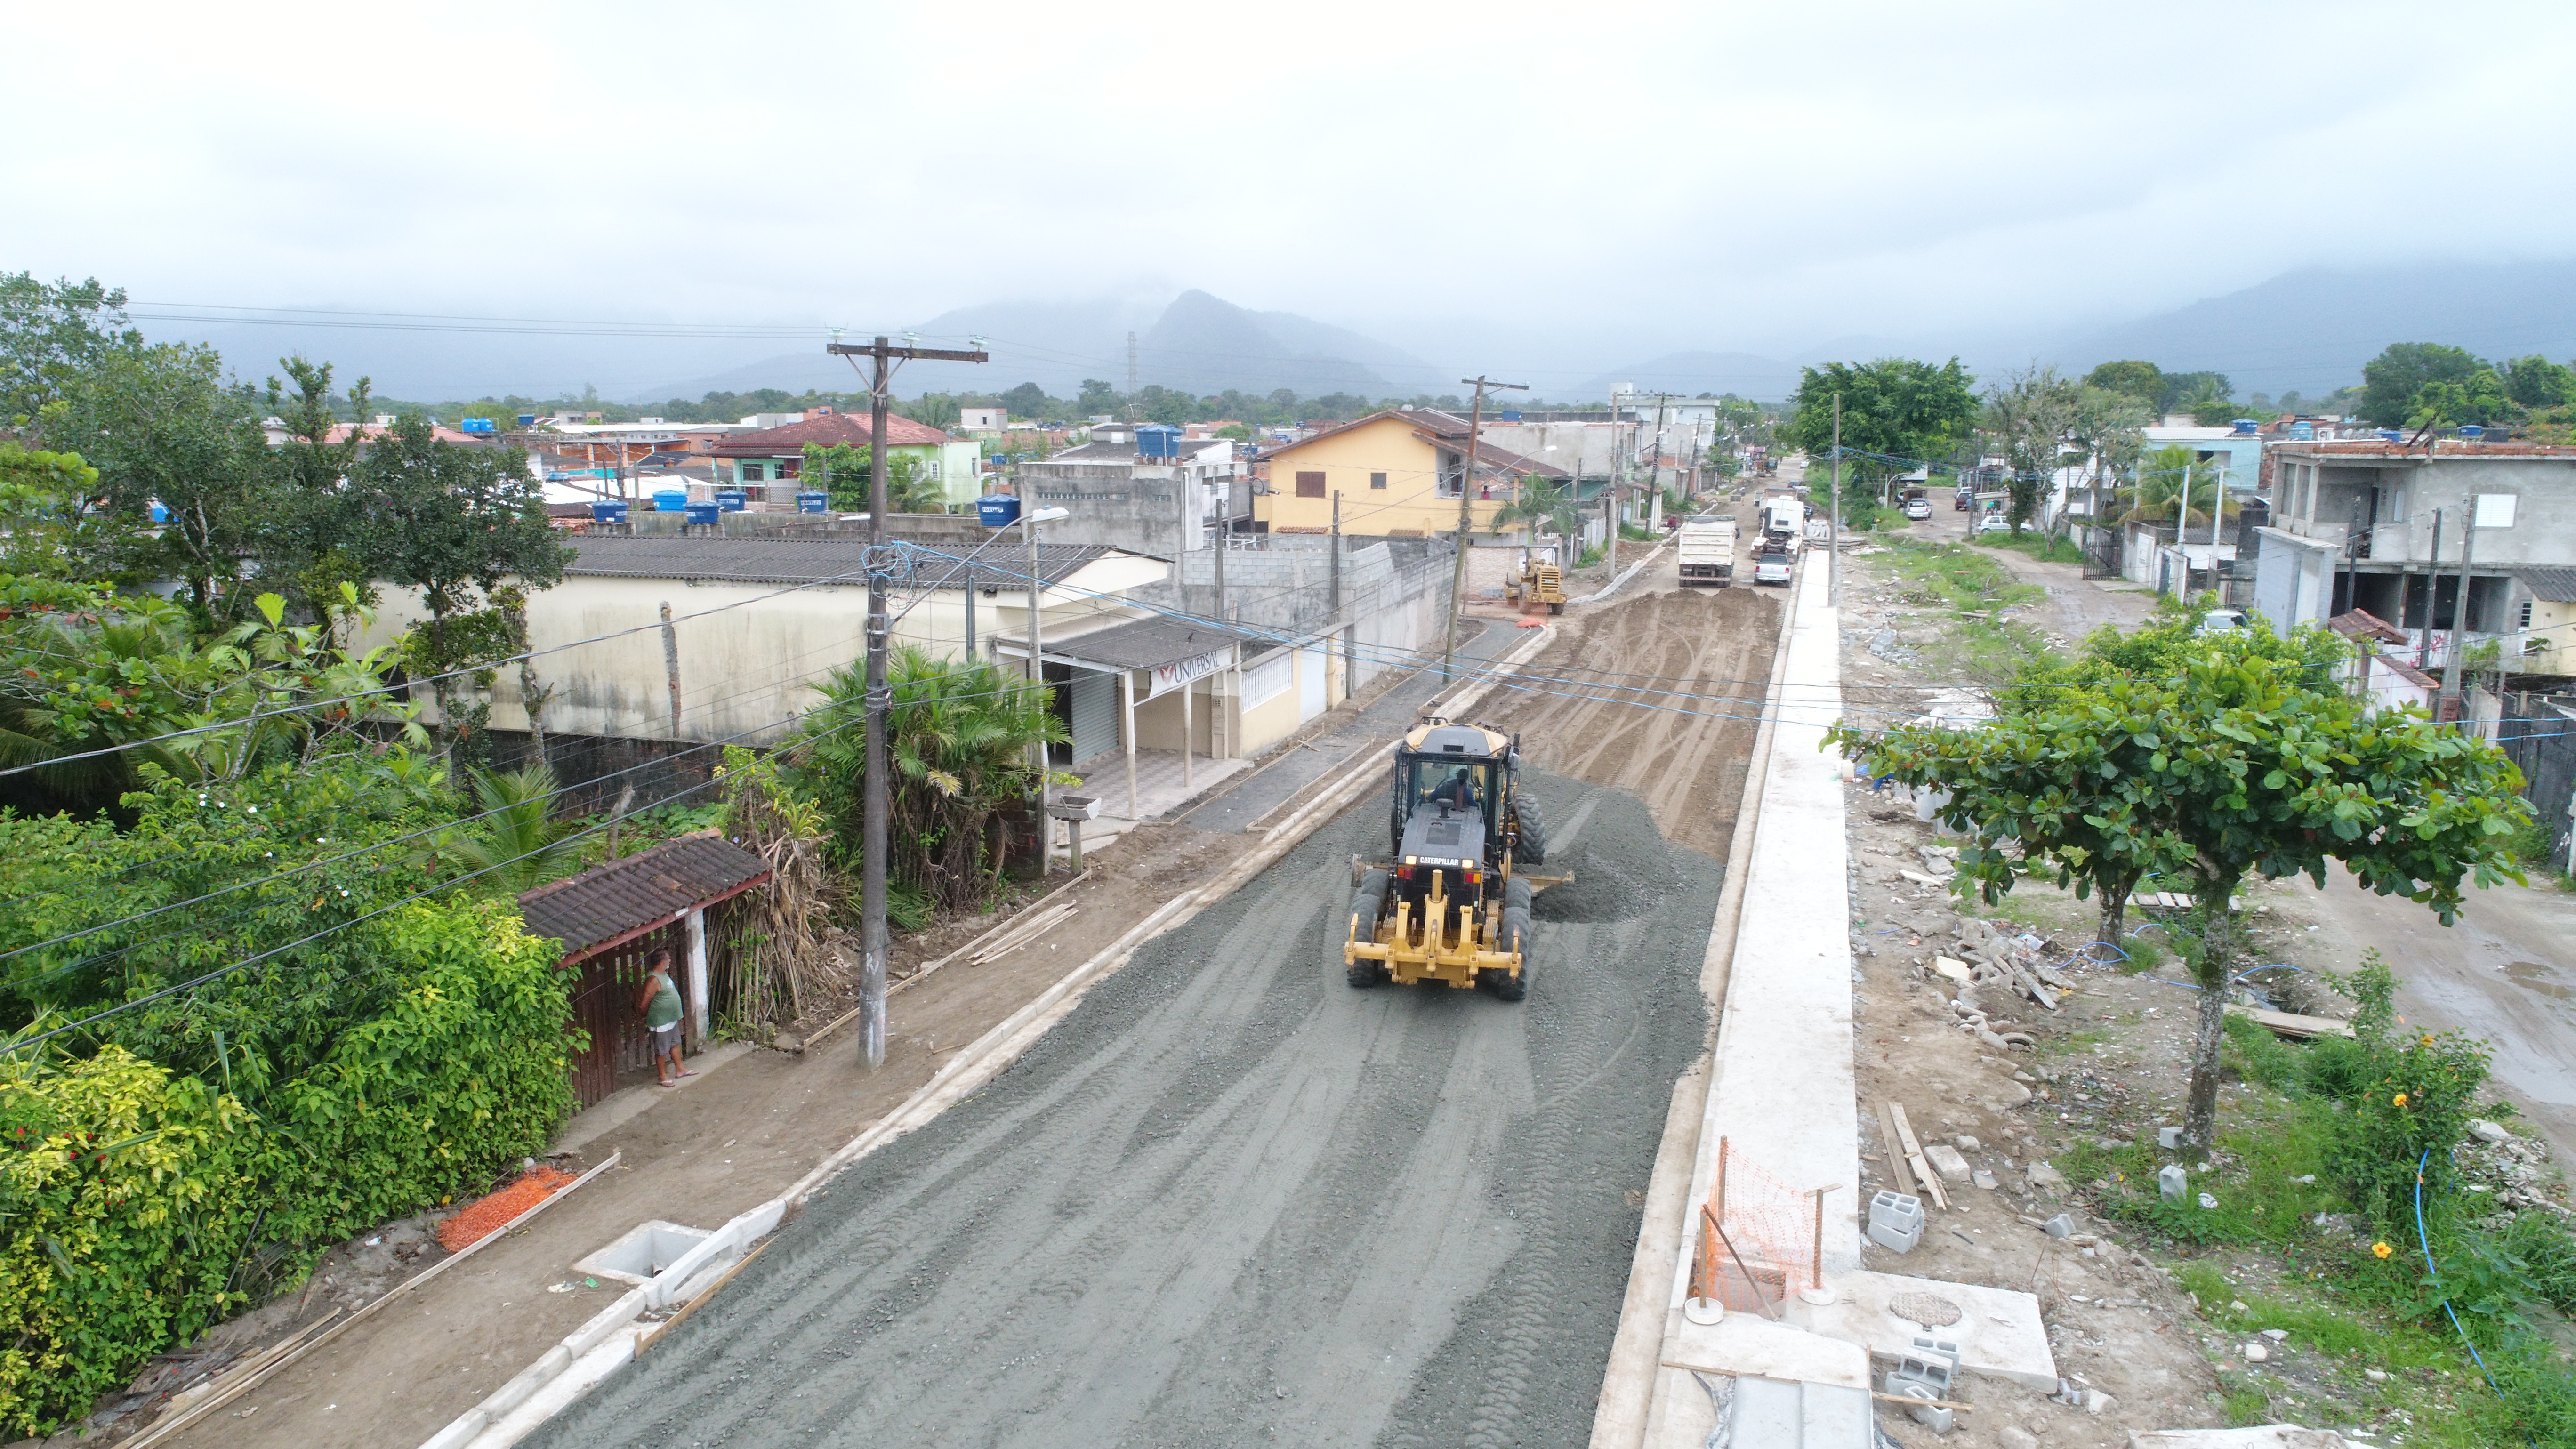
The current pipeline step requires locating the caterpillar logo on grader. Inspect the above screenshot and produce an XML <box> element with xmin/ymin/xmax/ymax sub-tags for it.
<box><xmin>1344</xmin><ymin>716</ymin><xmax>1568</xmax><ymax>1002</ymax></box>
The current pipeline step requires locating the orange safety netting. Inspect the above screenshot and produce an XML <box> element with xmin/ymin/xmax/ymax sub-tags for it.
<box><xmin>1689</xmin><ymin>1138</ymin><xmax>1824</xmax><ymax>1311</ymax></box>
<box><xmin>435</xmin><ymin>1166</ymin><xmax>575</xmax><ymax>1252</ymax></box>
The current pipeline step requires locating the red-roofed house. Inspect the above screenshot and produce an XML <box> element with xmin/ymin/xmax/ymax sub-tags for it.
<box><xmin>706</xmin><ymin>406</ymin><xmax>981</xmax><ymax>508</ymax></box>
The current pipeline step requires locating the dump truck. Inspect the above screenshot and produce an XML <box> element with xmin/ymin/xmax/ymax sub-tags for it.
<box><xmin>1344</xmin><ymin>716</ymin><xmax>1562</xmax><ymax>1001</ymax></box>
<box><xmin>1758</xmin><ymin>494</ymin><xmax>1805</xmax><ymax>545</ymax></box>
<box><xmin>1505</xmin><ymin>555</ymin><xmax>1569</xmax><ymax>613</ymax></box>
<box><xmin>1676</xmin><ymin>515</ymin><xmax>1738</xmax><ymax>587</ymax></box>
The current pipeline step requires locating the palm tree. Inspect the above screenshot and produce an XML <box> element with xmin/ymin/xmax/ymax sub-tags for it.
<box><xmin>798</xmin><ymin>645</ymin><xmax>1066</xmax><ymax>910</ymax></box>
<box><xmin>444</xmin><ymin>764</ymin><xmax>588</xmax><ymax>895</ymax></box>
<box><xmin>2116</xmin><ymin>445</ymin><xmax>2238</xmax><ymax>531</ymax></box>
<box><xmin>1488</xmin><ymin>475</ymin><xmax>1581</xmax><ymax>540</ymax></box>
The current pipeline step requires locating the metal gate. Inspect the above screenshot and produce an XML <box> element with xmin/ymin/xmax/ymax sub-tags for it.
<box><xmin>565</xmin><ymin>922</ymin><xmax>686</xmax><ymax>1109</ymax></box>
<box><xmin>1068</xmin><ymin>669</ymin><xmax>1117</xmax><ymax>765</ymax></box>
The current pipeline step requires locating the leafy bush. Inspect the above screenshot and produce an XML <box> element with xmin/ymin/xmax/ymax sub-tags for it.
<box><xmin>0</xmin><ymin>902</ymin><xmax>569</xmax><ymax>1434</ymax></box>
<box><xmin>0</xmin><ymin>1046</ymin><xmax>260</xmax><ymax>1436</ymax></box>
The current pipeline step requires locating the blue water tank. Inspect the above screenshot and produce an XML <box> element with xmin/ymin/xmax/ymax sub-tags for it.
<box><xmin>590</xmin><ymin>500</ymin><xmax>629</xmax><ymax>525</ymax></box>
<box><xmin>978</xmin><ymin>493</ymin><xmax>1022</xmax><ymax>528</ymax></box>
<box><xmin>1136</xmin><ymin>423</ymin><xmax>1183</xmax><ymax>459</ymax></box>
<box><xmin>2231</xmin><ymin>418</ymin><xmax>2259</xmax><ymax>435</ymax></box>
<box><xmin>684</xmin><ymin>502</ymin><xmax>720</xmax><ymax>528</ymax></box>
<box><xmin>1501</xmin><ymin>409</ymin><xmax>1522</xmax><ymax>423</ymax></box>
<box><xmin>2458</xmin><ymin>423</ymin><xmax>2486</xmax><ymax>440</ymax></box>
<box><xmin>797</xmin><ymin>490</ymin><xmax>829</xmax><ymax>514</ymax></box>
<box><xmin>148</xmin><ymin>500</ymin><xmax>171</xmax><ymax>524</ymax></box>
<box><xmin>652</xmin><ymin>488</ymin><xmax>689</xmax><ymax>512</ymax></box>
<box><xmin>516</xmin><ymin>413</ymin><xmax>538</xmax><ymax>427</ymax></box>
<box><xmin>714</xmin><ymin>488</ymin><xmax>749</xmax><ymax>512</ymax></box>
<box><xmin>2378</xmin><ymin>429</ymin><xmax>2406</xmax><ymax>443</ymax></box>
<box><xmin>2290</xmin><ymin>422</ymin><xmax>2314</xmax><ymax>440</ymax></box>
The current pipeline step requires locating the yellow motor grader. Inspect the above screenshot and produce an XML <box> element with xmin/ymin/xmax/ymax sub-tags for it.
<box><xmin>1344</xmin><ymin>716</ymin><xmax>1566</xmax><ymax>1001</ymax></box>
<box><xmin>1504</xmin><ymin>556</ymin><xmax>1568</xmax><ymax>614</ymax></box>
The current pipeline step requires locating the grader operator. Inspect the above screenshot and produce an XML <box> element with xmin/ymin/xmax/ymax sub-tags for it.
<box><xmin>1343</xmin><ymin>717</ymin><xmax>1562</xmax><ymax>1001</ymax></box>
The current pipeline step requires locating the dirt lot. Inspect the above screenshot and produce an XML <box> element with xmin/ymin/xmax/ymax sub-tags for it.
<box><xmin>1831</xmin><ymin>533</ymin><xmax>2572</xmax><ymax>1447</ymax></box>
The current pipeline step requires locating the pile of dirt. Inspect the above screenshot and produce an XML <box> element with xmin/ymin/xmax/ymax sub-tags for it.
<box><xmin>436</xmin><ymin>1166</ymin><xmax>573</xmax><ymax>1251</ymax></box>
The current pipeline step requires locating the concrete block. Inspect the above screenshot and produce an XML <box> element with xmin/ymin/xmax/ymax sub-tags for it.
<box><xmin>1867</xmin><ymin>1191</ymin><xmax>1923</xmax><ymax>1253</ymax></box>
<box><xmin>2042</xmin><ymin>1213</ymin><xmax>2076</xmax><ymax>1239</ymax></box>
<box><xmin>1787</xmin><ymin>1270</ymin><xmax>2058</xmax><ymax>1391</ymax></box>
<box><xmin>1932</xmin><ymin>955</ymin><xmax>1973</xmax><ymax>984</ymax></box>
<box><xmin>2158</xmin><ymin>1164</ymin><xmax>2189</xmax><ymax>1202</ymax></box>
<box><xmin>1971</xmin><ymin>1169</ymin><xmax>1999</xmax><ymax>1191</ymax></box>
<box><xmin>1923</xmin><ymin>1143</ymin><xmax>1972</xmax><ymax>1182</ymax></box>
<box><xmin>1887</xmin><ymin>1336</ymin><xmax>1959</xmax><ymax>1433</ymax></box>
<box><xmin>2159</xmin><ymin>1125</ymin><xmax>2185</xmax><ymax>1149</ymax></box>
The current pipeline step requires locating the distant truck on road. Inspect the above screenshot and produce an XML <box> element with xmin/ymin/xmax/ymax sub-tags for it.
<box><xmin>1676</xmin><ymin>516</ymin><xmax>1738</xmax><ymax>587</ymax></box>
<box><xmin>1758</xmin><ymin>495</ymin><xmax>1804</xmax><ymax>545</ymax></box>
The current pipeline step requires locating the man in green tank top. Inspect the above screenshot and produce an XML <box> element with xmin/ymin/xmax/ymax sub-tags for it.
<box><xmin>635</xmin><ymin>948</ymin><xmax>691</xmax><ymax>1087</ymax></box>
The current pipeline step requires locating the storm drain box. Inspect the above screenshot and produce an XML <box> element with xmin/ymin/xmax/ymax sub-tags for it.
<box><xmin>575</xmin><ymin>1221</ymin><xmax>711</xmax><ymax>1288</ymax></box>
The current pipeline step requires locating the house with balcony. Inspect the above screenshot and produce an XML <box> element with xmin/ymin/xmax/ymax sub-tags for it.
<box><xmin>1251</xmin><ymin>409</ymin><xmax>1565</xmax><ymax>539</ymax></box>
<box><xmin>2254</xmin><ymin>440</ymin><xmax>2576</xmax><ymax>676</ymax></box>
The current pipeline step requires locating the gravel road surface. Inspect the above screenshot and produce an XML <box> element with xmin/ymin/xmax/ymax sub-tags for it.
<box><xmin>530</xmin><ymin>771</ymin><xmax>1717</xmax><ymax>1449</ymax></box>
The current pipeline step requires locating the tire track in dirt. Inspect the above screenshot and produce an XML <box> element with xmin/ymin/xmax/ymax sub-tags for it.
<box><xmin>1489</xmin><ymin>587</ymin><xmax>1779</xmax><ymax>862</ymax></box>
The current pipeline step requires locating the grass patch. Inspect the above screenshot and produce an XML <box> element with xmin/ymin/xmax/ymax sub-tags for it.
<box><xmin>1972</xmin><ymin>529</ymin><xmax>2087</xmax><ymax>564</ymax></box>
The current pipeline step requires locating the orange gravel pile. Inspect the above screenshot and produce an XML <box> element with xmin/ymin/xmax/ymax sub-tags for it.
<box><xmin>435</xmin><ymin>1166</ymin><xmax>575</xmax><ymax>1252</ymax></box>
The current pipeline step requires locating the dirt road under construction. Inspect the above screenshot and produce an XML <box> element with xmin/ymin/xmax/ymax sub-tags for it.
<box><xmin>531</xmin><ymin>572</ymin><xmax>1780</xmax><ymax>1449</ymax></box>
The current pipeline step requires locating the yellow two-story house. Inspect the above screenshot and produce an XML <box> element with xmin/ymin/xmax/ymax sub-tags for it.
<box><xmin>1253</xmin><ymin>409</ymin><xmax>1563</xmax><ymax>537</ymax></box>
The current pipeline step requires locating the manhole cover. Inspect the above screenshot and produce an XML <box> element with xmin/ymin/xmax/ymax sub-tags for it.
<box><xmin>1888</xmin><ymin>1291</ymin><xmax>1963</xmax><ymax>1327</ymax></box>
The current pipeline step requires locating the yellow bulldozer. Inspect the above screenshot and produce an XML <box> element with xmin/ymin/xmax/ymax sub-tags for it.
<box><xmin>1344</xmin><ymin>716</ymin><xmax>1566</xmax><ymax>1001</ymax></box>
<box><xmin>1505</xmin><ymin>556</ymin><xmax>1567</xmax><ymax>614</ymax></box>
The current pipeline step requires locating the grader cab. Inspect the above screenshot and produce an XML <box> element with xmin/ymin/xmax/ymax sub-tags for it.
<box><xmin>1343</xmin><ymin>717</ymin><xmax>1563</xmax><ymax>1001</ymax></box>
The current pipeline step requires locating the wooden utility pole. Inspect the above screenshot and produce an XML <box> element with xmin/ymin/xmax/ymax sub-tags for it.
<box><xmin>1329</xmin><ymin>491</ymin><xmax>1344</xmax><ymax>700</ymax></box>
<box><xmin>1442</xmin><ymin>376</ymin><xmax>1527</xmax><ymax>686</ymax></box>
<box><xmin>826</xmin><ymin>335</ymin><xmax>987</xmax><ymax>1070</ymax></box>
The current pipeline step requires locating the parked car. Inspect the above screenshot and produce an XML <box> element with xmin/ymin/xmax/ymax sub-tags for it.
<box><xmin>1904</xmin><ymin>496</ymin><xmax>1933</xmax><ymax>521</ymax></box>
<box><xmin>1752</xmin><ymin>549</ymin><xmax>1794</xmax><ymax>586</ymax></box>
<box><xmin>1953</xmin><ymin>490</ymin><xmax>1972</xmax><ymax>511</ymax></box>
<box><xmin>2196</xmin><ymin>608</ymin><xmax>2250</xmax><ymax>634</ymax></box>
<box><xmin>1973</xmin><ymin>513</ymin><xmax>2012</xmax><ymax>535</ymax></box>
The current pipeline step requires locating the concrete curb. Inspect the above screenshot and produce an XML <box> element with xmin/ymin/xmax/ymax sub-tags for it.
<box><xmin>1567</xmin><ymin>535</ymin><xmax>1675</xmax><ymax>607</ymax></box>
<box><xmin>1587</xmin><ymin>572</ymin><xmax>1802</xmax><ymax>1449</ymax></box>
<box><xmin>421</xmin><ymin>624</ymin><xmax>1564</xmax><ymax>1449</ymax></box>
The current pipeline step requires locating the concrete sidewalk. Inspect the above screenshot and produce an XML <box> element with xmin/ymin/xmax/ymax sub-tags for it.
<box><xmin>1600</xmin><ymin>563</ymin><xmax>2055</xmax><ymax>1449</ymax></box>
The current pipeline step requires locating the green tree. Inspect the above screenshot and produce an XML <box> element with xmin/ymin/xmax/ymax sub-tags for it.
<box><xmin>2173</xmin><ymin>373</ymin><xmax>2242</xmax><ymax>425</ymax></box>
<box><xmin>1833</xmin><ymin>637</ymin><xmax>2533</xmax><ymax>1154</ymax></box>
<box><xmin>999</xmin><ymin>381</ymin><xmax>1052</xmax><ymax>419</ymax></box>
<box><xmin>441</xmin><ymin>763</ymin><xmax>588</xmax><ymax>894</ymax></box>
<box><xmin>2406</xmin><ymin>366</ymin><xmax>2518</xmax><ymax>429</ymax></box>
<box><xmin>2498</xmin><ymin>354</ymin><xmax>2575</xmax><ymax>411</ymax></box>
<box><xmin>1782</xmin><ymin>357</ymin><xmax>1978</xmax><ymax>484</ymax></box>
<box><xmin>795</xmin><ymin>645</ymin><xmax>1065</xmax><ymax>911</ymax></box>
<box><xmin>2117</xmin><ymin>444</ymin><xmax>2234</xmax><ymax>530</ymax></box>
<box><xmin>2360</xmin><ymin>342</ymin><xmax>2479</xmax><ymax>427</ymax></box>
<box><xmin>1077</xmin><ymin>378</ymin><xmax>1123</xmax><ymax>416</ymax></box>
<box><xmin>0</xmin><ymin>273</ymin><xmax>142</xmax><ymax>432</ymax></box>
<box><xmin>2083</xmin><ymin>360</ymin><xmax>2164</xmax><ymax>412</ymax></box>
<box><xmin>803</xmin><ymin>440</ymin><xmax>943</xmax><ymax>514</ymax></box>
<box><xmin>1979</xmin><ymin>366</ymin><xmax>2081</xmax><ymax>535</ymax></box>
<box><xmin>1488</xmin><ymin>475</ymin><xmax>1582</xmax><ymax>539</ymax></box>
<box><xmin>49</xmin><ymin>343</ymin><xmax>274</xmax><ymax>612</ymax></box>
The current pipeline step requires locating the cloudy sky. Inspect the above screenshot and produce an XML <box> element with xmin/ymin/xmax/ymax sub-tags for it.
<box><xmin>11</xmin><ymin>0</ymin><xmax>2575</xmax><ymax>396</ymax></box>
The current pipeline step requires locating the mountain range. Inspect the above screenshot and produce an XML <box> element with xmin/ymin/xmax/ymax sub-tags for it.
<box><xmin>131</xmin><ymin>258</ymin><xmax>2576</xmax><ymax>408</ymax></box>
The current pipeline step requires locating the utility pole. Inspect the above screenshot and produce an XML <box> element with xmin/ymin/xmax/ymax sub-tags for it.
<box><xmin>1126</xmin><ymin>331</ymin><xmax>1140</xmax><ymax>422</ymax></box>
<box><xmin>826</xmin><ymin>334</ymin><xmax>987</xmax><ymax>1070</ymax></box>
<box><xmin>1329</xmin><ymin>491</ymin><xmax>1344</xmax><ymax>700</ymax></box>
<box><xmin>1829</xmin><ymin>393</ymin><xmax>1843</xmax><ymax>605</ymax></box>
<box><xmin>2438</xmin><ymin>500</ymin><xmax>2479</xmax><ymax>727</ymax></box>
<box><xmin>2419</xmin><ymin>508</ymin><xmax>2444</xmax><ymax>670</ymax></box>
<box><xmin>1442</xmin><ymin>375</ymin><xmax>1526</xmax><ymax>687</ymax></box>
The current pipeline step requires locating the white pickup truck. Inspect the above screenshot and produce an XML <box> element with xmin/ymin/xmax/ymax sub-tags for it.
<box><xmin>1676</xmin><ymin>516</ymin><xmax>1738</xmax><ymax>587</ymax></box>
<box><xmin>1752</xmin><ymin>548</ymin><xmax>1795</xmax><ymax>586</ymax></box>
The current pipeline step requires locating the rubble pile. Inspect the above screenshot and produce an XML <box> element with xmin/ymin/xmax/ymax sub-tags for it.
<box><xmin>2460</xmin><ymin>1119</ymin><xmax>2573</xmax><ymax>1218</ymax></box>
<box><xmin>1926</xmin><ymin>915</ymin><xmax>2079</xmax><ymax>1048</ymax></box>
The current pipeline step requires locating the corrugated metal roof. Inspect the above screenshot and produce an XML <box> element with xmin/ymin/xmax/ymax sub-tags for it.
<box><xmin>707</xmin><ymin>411</ymin><xmax>956</xmax><ymax>456</ymax></box>
<box><xmin>2519</xmin><ymin>566</ymin><xmax>2576</xmax><ymax>603</ymax></box>
<box><xmin>994</xmin><ymin>613</ymin><xmax>1262</xmax><ymax>670</ymax></box>
<box><xmin>518</xmin><ymin>832</ymin><xmax>769</xmax><ymax>962</ymax></box>
<box><xmin>564</xmin><ymin>534</ymin><xmax>1121</xmax><ymax>588</ymax></box>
